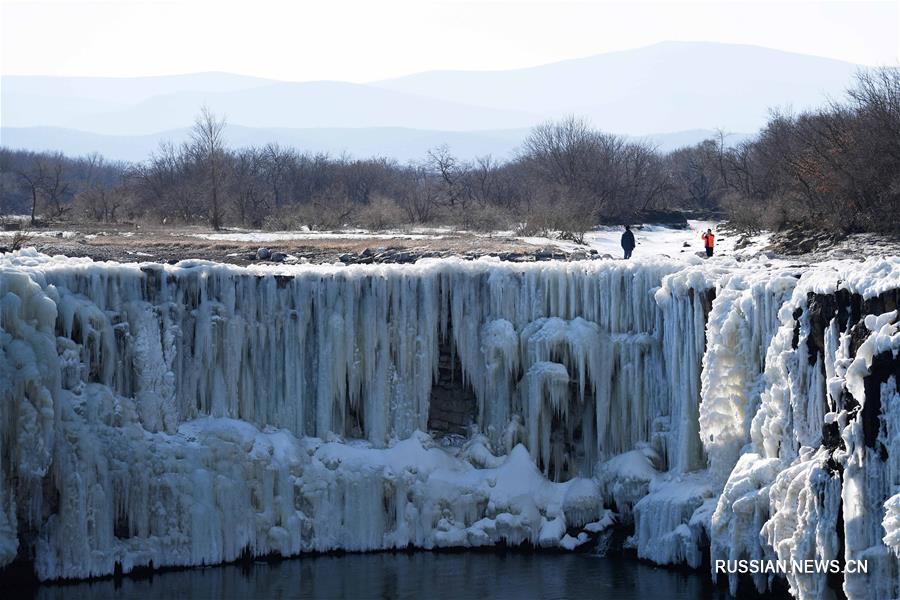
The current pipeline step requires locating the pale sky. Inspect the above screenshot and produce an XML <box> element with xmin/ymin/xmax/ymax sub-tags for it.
<box><xmin>1</xmin><ymin>0</ymin><xmax>897</xmax><ymax>81</ymax></box>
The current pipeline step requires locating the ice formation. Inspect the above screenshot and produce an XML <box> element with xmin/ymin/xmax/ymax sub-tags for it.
<box><xmin>707</xmin><ymin>261</ymin><xmax>900</xmax><ymax>599</ymax></box>
<box><xmin>1</xmin><ymin>248</ymin><xmax>899</xmax><ymax>599</ymax></box>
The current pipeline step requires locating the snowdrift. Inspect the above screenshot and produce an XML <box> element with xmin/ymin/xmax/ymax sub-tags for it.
<box><xmin>0</xmin><ymin>249</ymin><xmax>898</xmax><ymax>598</ymax></box>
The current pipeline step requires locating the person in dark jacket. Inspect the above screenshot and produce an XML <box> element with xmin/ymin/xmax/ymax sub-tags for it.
<box><xmin>621</xmin><ymin>225</ymin><xmax>635</xmax><ymax>259</ymax></box>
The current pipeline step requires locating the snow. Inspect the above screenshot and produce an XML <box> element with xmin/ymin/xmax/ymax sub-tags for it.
<box><xmin>518</xmin><ymin>220</ymin><xmax>773</xmax><ymax>260</ymax></box>
<box><xmin>595</xmin><ymin>446</ymin><xmax>660</xmax><ymax>519</ymax></box>
<box><xmin>2</xmin><ymin>247</ymin><xmax>900</xmax><ymax>599</ymax></box>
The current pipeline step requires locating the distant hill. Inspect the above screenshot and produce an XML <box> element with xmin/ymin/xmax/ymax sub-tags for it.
<box><xmin>2</xmin><ymin>81</ymin><xmax>538</xmax><ymax>134</ymax></box>
<box><xmin>0</xmin><ymin>125</ymin><xmax>749</xmax><ymax>163</ymax></box>
<box><xmin>3</xmin><ymin>72</ymin><xmax>276</xmax><ymax>104</ymax></box>
<box><xmin>372</xmin><ymin>41</ymin><xmax>859</xmax><ymax>134</ymax></box>
<box><xmin>0</xmin><ymin>42</ymin><xmax>857</xmax><ymax>156</ymax></box>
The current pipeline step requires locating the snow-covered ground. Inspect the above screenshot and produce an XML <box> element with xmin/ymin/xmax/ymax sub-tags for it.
<box><xmin>1</xmin><ymin>245</ymin><xmax>899</xmax><ymax>598</ymax></box>
<box><xmin>518</xmin><ymin>220</ymin><xmax>773</xmax><ymax>259</ymax></box>
<box><xmin>1</xmin><ymin>220</ymin><xmax>763</xmax><ymax>257</ymax></box>
<box><xmin>187</xmin><ymin>221</ymin><xmax>767</xmax><ymax>259</ymax></box>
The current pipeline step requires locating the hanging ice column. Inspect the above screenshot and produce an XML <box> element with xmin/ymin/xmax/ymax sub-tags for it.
<box><xmin>20</xmin><ymin>258</ymin><xmax>447</xmax><ymax>443</ymax></box>
<box><xmin>623</xmin><ymin>266</ymin><xmax>796</xmax><ymax>571</ymax></box>
<box><xmin>655</xmin><ymin>267</ymin><xmax>719</xmax><ymax>473</ymax></box>
<box><xmin>445</xmin><ymin>260</ymin><xmax>708</xmax><ymax>476</ymax></box>
<box><xmin>10</xmin><ymin>255</ymin><xmax>696</xmax><ymax>465</ymax></box>
<box><xmin>0</xmin><ymin>269</ymin><xmax>59</xmax><ymax>570</ymax></box>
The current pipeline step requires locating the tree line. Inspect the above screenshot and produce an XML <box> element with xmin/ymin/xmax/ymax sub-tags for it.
<box><xmin>2</xmin><ymin>69</ymin><xmax>898</xmax><ymax>238</ymax></box>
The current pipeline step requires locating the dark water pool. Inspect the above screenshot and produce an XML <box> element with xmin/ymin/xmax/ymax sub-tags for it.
<box><xmin>16</xmin><ymin>552</ymin><xmax>751</xmax><ymax>600</ymax></box>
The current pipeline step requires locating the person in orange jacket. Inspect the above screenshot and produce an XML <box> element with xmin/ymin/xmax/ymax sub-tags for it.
<box><xmin>701</xmin><ymin>228</ymin><xmax>715</xmax><ymax>258</ymax></box>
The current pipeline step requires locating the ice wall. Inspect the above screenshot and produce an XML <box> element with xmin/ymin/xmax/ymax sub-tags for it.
<box><xmin>2</xmin><ymin>249</ymin><xmax>899</xmax><ymax>598</ymax></box>
<box><xmin>3</xmin><ymin>253</ymin><xmax>700</xmax><ymax>465</ymax></box>
<box><xmin>0</xmin><ymin>251</ymin><xmax>704</xmax><ymax>580</ymax></box>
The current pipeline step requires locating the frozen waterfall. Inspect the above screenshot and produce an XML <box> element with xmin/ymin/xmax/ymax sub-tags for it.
<box><xmin>1</xmin><ymin>249</ymin><xmax>898</xmax><ymax>599</ymax></box>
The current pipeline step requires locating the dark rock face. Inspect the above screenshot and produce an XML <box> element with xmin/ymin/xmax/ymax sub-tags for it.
<box><xmin>806</xmin><ymin>293</ymin><xmax>838</xmax><ymax>364</ymax></box>
<box><xmin>792</xmin><ymin>307</ymin><xmax>803</xmax><ymax>350</ymax></box>
<box><xmin>688</xmin><ymin>287</ymin><xmax>717</xmax><ymax>323</ymax></box>
<box><xmin>863</xmin><ymin>350</ymin><xmax>900</xmax><ymax>454</ymax></box>
<box><xmin>428</xmin><ymin>336</ymin><xmax>476</xmax><ymax>436</ymax></box>
<box><xmin>803</xmin><ymin>287</ymin><xmax>900</xmax><ymax>460</ymax></box>
<box><xmin>806</xmin><ymin>289</ymin><xmax>900</xmax><ymax>366</ymax></box>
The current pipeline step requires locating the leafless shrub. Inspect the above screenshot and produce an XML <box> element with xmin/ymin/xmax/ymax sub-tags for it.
<box><xmin>262</xmin><ymin>207</ymin><xmax>308</xmax><ymax>231</ymax></box>
<box><xmin>354</xmin><ymin>195</ymin><xmax>408</xmax><ymax>230</ymax></box>
<box><xmin>10</xmin><ymin>230</ymin><xmax>33</xmax><ymax>251</ymax></box>
<box><xmin>454</xmin><ymin>203</ymin><xmax>513</xmax><ymax>233</ymax></box>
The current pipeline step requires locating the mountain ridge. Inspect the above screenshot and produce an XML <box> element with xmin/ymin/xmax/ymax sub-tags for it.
<box><xmin>1</xmin><ymin>41</ymin><xmax>860</xmax><ymax>147</ymax></box>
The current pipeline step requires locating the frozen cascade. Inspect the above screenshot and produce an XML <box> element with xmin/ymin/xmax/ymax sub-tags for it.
<box><xmin>698</xmin><ymin>272</ymin><xmax>798</xmax><ymax>479</ymax></box>
<box><xmin>707</xmin><ymin>260</ymin><xmax>900</xmax><ymax>599</ymax></box>
<box><xmin>0</xmin><ymin>252</ymin><xmax>693</xmax><ymax>580</ymax></box>
<box><xmin>0</xmin><ymin>254</ymin><xmax>691</xmax><ymax>462</ymax></box>
<box><xmin>2</xmin><ymin>249</ymin><xmax>900</xmax><ymax>599</ymax></box>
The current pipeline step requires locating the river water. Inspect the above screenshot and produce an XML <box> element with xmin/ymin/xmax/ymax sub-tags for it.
<box><xmin>20</xmin><ymin>552</ymin><xmax>752</xmax><ymax>599</ymax></box>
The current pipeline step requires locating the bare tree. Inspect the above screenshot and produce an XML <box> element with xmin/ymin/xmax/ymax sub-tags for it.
<box><xmin>261</xmin><ymin>143</ymin><xmax>296</xmax><ymax>209</ymax></box>
<box><xmin>14</xmin><ymin>153</ymin><xmax>48</xmax><ymax>225</ymax></box>
<box><xmin>231</xmin><ymin>147</ymin><xmax>269</xmax><ymax>227</ymax></box>
<box><xmin>190</xmin><ymin>106</ymin><xmax>228</xmax><ymax>229</ymax></box>
<box><xmin>132</xmin><ymin>141</ymin><xmax>202</xmax><ymax>223</ymax></box>
<box><xmin>396</xmin><ymin>165</ymin><xmax>440</xmax><ymax>223</ymax></box>
<box><xmin>427</xmin><ymin>145</ymin><xmax>485</xmax><ymax>228</ymax></box>
<box><xmin>42</xmin><ymin>153</ymin><xmax>73</xmax><ymax>219</ymax></box>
